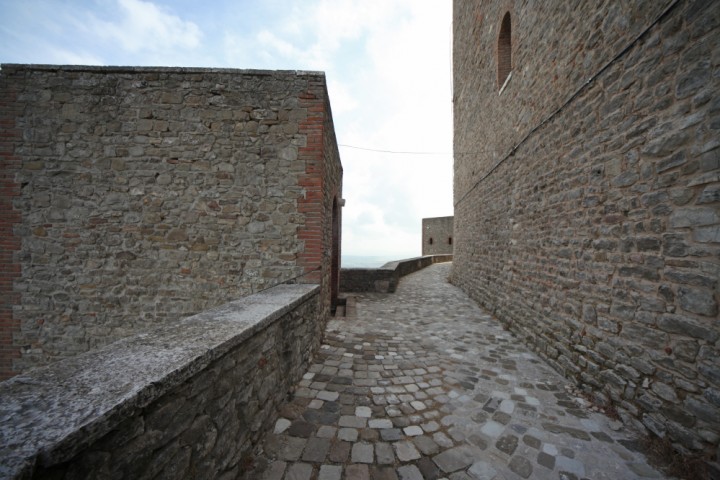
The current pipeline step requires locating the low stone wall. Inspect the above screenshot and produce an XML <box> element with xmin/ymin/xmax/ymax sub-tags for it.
<box><xmin>340</xmin><ymin>255</ymin><xmax>453</xmax><ymax>293</ymax></box>
<box><xmin>0</xmin><ymin>284</ymin><xmax>321</xmax><ymax>480</ymax></box>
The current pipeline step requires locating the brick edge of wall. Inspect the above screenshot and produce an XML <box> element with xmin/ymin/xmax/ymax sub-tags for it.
<box><xmin>296</xmin><ymin>82</ymin><xmax>326</xmax><ymax>284</ymax></box>
<box><xmin>0</xmin><ymin>74</ymin><xmax>23</xmax><ymax>381</ymax></box>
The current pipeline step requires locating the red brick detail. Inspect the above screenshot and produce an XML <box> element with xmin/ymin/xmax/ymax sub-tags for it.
<box><xmin>0</xmin><ymin>80</ymin><xmax>23</xmax><ymax>380</ymax></box>
<box><xmin>296</xmin><ymin>88</ymin><xmax>326</xmax><ymax>283</ymax></box>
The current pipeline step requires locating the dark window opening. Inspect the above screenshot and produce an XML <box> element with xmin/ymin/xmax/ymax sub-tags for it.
<box><xmin>448</xmin><ymin>236</ymin><xmax>453</xmax><ymax>245</ymax></box>
<box><xmin>429</xmin><ymin>237</ymin><xmax>434</xmax><ymax>245</ymax></box>
<box><xmin>498</xmin><ymin>12</ymin><xmax>512</xmax><ymax>90</ymax></box>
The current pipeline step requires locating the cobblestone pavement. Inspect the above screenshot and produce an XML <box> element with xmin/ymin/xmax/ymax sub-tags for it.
<box><xmin>247</xmin><ymin>263</ymin><xmax>669</xmax><ymax>480</ymax></box>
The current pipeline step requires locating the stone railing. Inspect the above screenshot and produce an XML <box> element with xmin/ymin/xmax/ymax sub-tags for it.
<box><xmin>0</xmin><ymin>284</ymin><xmax>322</xmax><ymax>479</ymax></box>
<box><xmin>340</xmin><ymin>255</ymin><xmax>453</xmax><ymax>293</ymax></box>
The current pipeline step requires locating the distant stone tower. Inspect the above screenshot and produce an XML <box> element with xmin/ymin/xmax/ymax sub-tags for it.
<box><xmin>422</xmin><ymin>216</ymin><xmax>453</xmax><ymax>255</ymax></box>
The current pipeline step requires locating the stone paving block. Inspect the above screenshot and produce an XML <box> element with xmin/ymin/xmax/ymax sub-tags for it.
<box><xmin>303</xmin><ymin>409</ymin><xmax>340</xmax><ymax>425</ymax></box>
<box><xmin>522</xmin><ymin>434</ymin><xmax>541</xmax><ymax>449</ymax></box>
<box><xmin>345</xmin><ymin>464</ymin><xmax>370</xmax><ymax>480</ymax></box>
<box><xmin>375</xmin><ymin>442</ymin><xmax>395</xmax><ymax>464</ymax></box>
<box><xmin>421</xmin><ymin>420</ymin><xmax>440</xmax><ymax>432</ymax></box>
<box><xmin>386</xmin><ymin>406</ymin><xmax>402</xmax><ymax>416</ymax></box>
<box><xmin>302</xmin><ymin>437</ymin><xmax>331</xmax><ymax>463</ymax></box>
<box><xmin>397</xmin><ymin>464</ymin><xmax>424</xmax><ymax>480</ymax></box>
<box><xmin>308</xmin><ymin>399</ymin><xmax>324</xmax><ymax>409</ymax></box>
<box><xmin>317</xmin><ymin>390</ymin><xmax>340</xmax><ymax>401</ymax></box>
<box><xmin>394</xmin><ymin>440</ymin><xmax>422</xmax><ymax>462</ymax></box>
<box><xmin>412</xmin><ymin>435</ymin><xmax>440</xmax><ymax>455</ymax></box>
<box><xmin>360</xmin><ymin>428</ymin><xmax>379</xmax><ymax>441</ymax></box>
<box><xmin>352</xmin><ymin>442</ymin><xmax>374</xmax><ymax>463</ymax></box>
<box><xmin>369</xmin><ymin>418</ymin><xmax>394</xmax><ymax>429</ymax></box>
<box><xmin>338</xmin><ymin>427</ymin><xmax>358</xmax><ymax>442</ymax></box>
<box><xmin>356</xmin><ymin>406</ymin><xmax>372</xmax><ymax>417</ymax></box>
<box><xmin>288</xmin><ymin>420</ymin><xmax>315</xmax><ymax>438</ymax></box>
<box><xmin>495</xmin><ymin>434</ymin><xmax>519</xmax><ymax>455</ymax></box>
<box><xmin>417</xmin><ymin>456</ymin><xmax>440</xmax><ymax>479</ymax></box>
<box><xmin>403</xmin><ymin>425</ymin><xmax>423</xmax><ymax>436</ymax></box>
<box><xmin>316</xmin><ymin>425</ymin><xmax>337</xmax><ymax>438</ymax></box>
<box><xmin>448</xmin><ymin>473</ymin><xmax>473</xmax><ymax>480</ymax></box>
<box><xmin>371</xmin><ymin>466</ymin><xmax>399</xmax><ymax>480</ymax></box>
<box><xmin>274</xmin><ymin>418</ymin><xmax>291</xmax><ymax>434</ymax></box>
<box><xmin>543</xmin><ymin>443</ymin><xmax>558</xmax><ymax>455</ymax></box>
<box><xmin>339</xmin><ymin>415</ymin><xmax>367</xmax><ymax>428</ymax></box>
<box><xmin>285</xmin><ymin>462</ymin><xmax>313</xmax><ymax>480</ymax></box>
<box><xmin>328</xmin><ymin>441</ymin><xmax>351</xmax><ymax>463</ymax></box>
<box><xmin>467</xmin><ymin>460</ymin><xmax>497</xmax><ymax>480</ymax></box>
<box><xmin>537</xmin><ymin>451</ymin><xmax>555</xmax><ymax>469</ymax></box>
<box><xmin>261</xmin><ymin>460</ymin><xmax>287</xmax><ymax>480</ymax></box>
<box><xmin>433</xmin><ymin>431</ymin><xmax>454</xmax><ymax>448</ymax></box>
<box><xmin>277</xmin><ymin>436</ymin><xmax>307</xmax><ymax>461</ymax></box>
<box><xmin>479</xmin><ymin>420</ymin><xmax>504</xmax><ymax>438</ymax></box>
<box><xmin>405</xmin><ymin>398</ymin><xmax>421</xmax><ymax>407</ymax></box>
<box><xmin>556</xmin><ymin>456</ymin><xmax>585</xmax><ymax>477</ymax></box>
<box><xmin>380</xmin><ymin>428</ymin><xmax>403</xmax><ymax>441</ymax></box>
<box><xmin>432</xmin><ymin>445</ymin><xmax>476</xmax><ymax>473</ymax></box>
<box><xmin>318</xmin><ymin>464</ymin><xmax>342</xmax><ymax>480</ymax></box>
<box><xmin>508</xmin><ymin>456</ymin><xmax>533</xmax><ymax>478</ymax></box>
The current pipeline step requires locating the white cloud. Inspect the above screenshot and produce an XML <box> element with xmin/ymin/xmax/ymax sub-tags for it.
<box><xmin>86</xmin><ymin>0</ymin><xmax>202</xmax><ymax>54</ymax></box>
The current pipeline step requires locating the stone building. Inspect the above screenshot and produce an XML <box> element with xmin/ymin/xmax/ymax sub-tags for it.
<box><xmin>422</xmin><ymin>215</ymin><xmax>454</xmax><ymax>255</ymax></box>
<box><xmin>453</xmin><ymin>0</ymin><xmax>719</xmax><ymax>461</ymax></box>
<box><xmin>0</xmin><ymin>65</ymin><xmax>343</xmax><ymax>379</ymax></box>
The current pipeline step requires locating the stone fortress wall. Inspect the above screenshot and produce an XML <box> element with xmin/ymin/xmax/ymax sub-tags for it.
<box><xmin>453</xmin><ymin>0</ymin><xmax>719</xmax><ymax>460</ymax></box>
<box><xmin>0</xmin><ymin>65</ymin><xmax>342</xmax><ymax>379</ymax></box>
<box><xmin>422</xmin><ymin>216</ymin><xmax>454</xmax><ymax>256</ymax></box>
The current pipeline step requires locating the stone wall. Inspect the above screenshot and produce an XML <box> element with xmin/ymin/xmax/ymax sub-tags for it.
<box><xmin>340</xmin><ymin>255</ymin><xmax>453</xmax><ymax>293</ymax></box>
<box><xmin>0</xmin><ymin>65</ymin><xmax>342</xmax><ymax>378</ymax></box>
<box><xmin>422</xmin><ymin>216</ymin><xmax>454</xmax><ymax>255</ymax></box>
<box><xmin>0</xmin><ymin>283</ymin><xmax>320</xmax><ymax>479</ymax></box>
<box><xmin>453</xmin><ymin>0</ymin><xmax>719</xmax><ymax>459</ymax></box>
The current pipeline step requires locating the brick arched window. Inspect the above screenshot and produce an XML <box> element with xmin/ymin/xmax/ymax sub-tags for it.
<box><xmin>498</xmin><ymin>12</ymin><xmax>512</xmax><ymax>90</ymax></box>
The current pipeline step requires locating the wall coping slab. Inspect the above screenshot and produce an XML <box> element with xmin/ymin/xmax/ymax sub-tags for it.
<box><xmin>340</xmin><ymin>255</ymin><xmax>453</xmax><ymax>293</ymax></box>
<box><xmin>0</xmin><ymin>283</ymin><xmax>319</xmax><ymax>479</ymax></box>
<box><xmin>0</xmin><ymin>63</ymin><xmax>325</xmax><ymax>77</ymax></box>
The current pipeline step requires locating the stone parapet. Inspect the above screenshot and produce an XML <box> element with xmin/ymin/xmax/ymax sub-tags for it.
<box><xmin>340</xmin><ymin>255</ymin><xmax>453</xmax><ymax>293</ymax></box>
<box><xmin>0</xmin><ymin>283</ymin><xmax>320</xmax><ymax>479</ymax></box>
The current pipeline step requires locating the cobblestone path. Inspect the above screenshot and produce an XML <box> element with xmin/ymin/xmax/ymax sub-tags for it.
<box><xmin>247</xmin><ymin>262</ymin><xmax>668</xmax><ymax>480</ymax></box>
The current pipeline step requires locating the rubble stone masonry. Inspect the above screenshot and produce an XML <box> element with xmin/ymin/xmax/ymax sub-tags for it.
<box><xmin>453</xmin><ymin>0</ymin><xmax>719</xmax><ymax>457</ymax></box>
<box><xmin>0</xmin><ymin>65</ymin><xmax>342</xmax><ymax>378</ymax></box>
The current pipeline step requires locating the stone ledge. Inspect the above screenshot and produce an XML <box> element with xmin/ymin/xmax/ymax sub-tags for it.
<box><xmin>340</xmin><ymin>255</ymin><xmax>453</xmax><ymax>293</ymax></box>
<box><xmin>0</xmin><ymin>63</ymin><xmax>326</xmax><ymax>77</ymax></box>
<box><xmin>0</xmin><ymin>283</ymin><xmax>319</xmax><ymax>479</ymax></box>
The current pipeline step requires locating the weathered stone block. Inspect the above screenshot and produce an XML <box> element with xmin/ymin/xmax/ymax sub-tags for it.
<box><xmin>669</xmin><ymin>207</ymin><xmax>720</xmax><ymax>228</ymax></box>
<box><xmin>657</xmin><ymin>314</ymin><xmax>718</xmax><ymax>341</ymax></box>
<box><xmin>677</xmin><ymin>286</ymin><xmax>718</xmax><ymax>317</ymax></box>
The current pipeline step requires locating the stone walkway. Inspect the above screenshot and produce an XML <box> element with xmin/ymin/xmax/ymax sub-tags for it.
<box><xmin>246</xmin><ymin>263</ymin><xmax>669</xmax><ymax>480</ymax></box>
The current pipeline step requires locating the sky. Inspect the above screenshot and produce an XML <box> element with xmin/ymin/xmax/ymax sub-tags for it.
<box><xmin>0</xmin><ymin>0</ymin><xmax>454</xmax><ymax>260</ymax></box>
